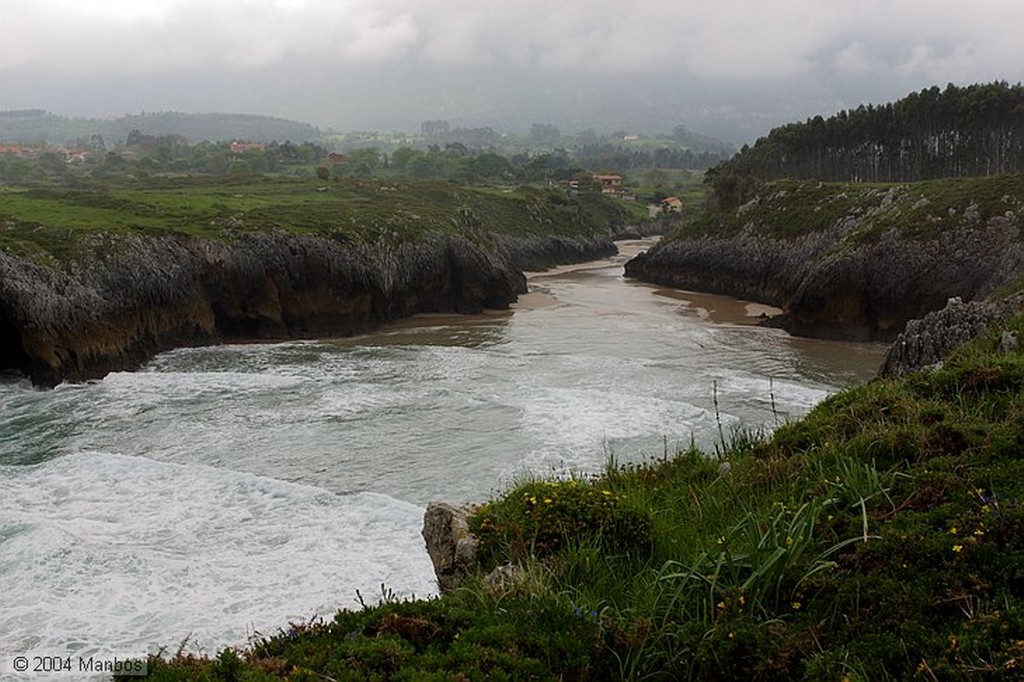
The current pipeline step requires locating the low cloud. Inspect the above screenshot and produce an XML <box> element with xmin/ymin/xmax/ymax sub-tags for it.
<box><xmin>2</xmin><ymin>0</ymin><xmax>1023</xmax><ymax>140</ymax></box>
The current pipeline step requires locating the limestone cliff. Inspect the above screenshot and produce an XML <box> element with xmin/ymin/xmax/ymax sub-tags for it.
<box><xmin>880</xmin><ymin>293</ymin><xmax>1024</xmax><ymax>376</ymax></box>
<box><xmin>625</xmin><ymin>177</ymin><xmax>1024</xmax><ymax>341</ymax></box>
<box><xmin>0</xmin><ymin>230</ymin><xmax>614</xmax><ymax>386</ymax></box>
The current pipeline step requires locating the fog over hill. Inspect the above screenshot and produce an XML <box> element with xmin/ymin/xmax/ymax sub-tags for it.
<box><xmin>2</xmin><ymin>1</ymin><xmax>1024</xmax><ymax>144</ymax></box>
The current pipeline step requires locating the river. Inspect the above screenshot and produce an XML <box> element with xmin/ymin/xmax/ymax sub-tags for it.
<box><xmin>0</xmin><ymin>239</ymin><xmax>884</xmax><ymax>675</ymax></box>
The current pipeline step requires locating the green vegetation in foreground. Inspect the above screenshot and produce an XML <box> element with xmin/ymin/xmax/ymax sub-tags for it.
<box><xmin>128</xmin><ymin>313</ymin><xmax>1024</xmax><ymax>680</ymax></box>
<box><xmin>0</xmin><ymin>176</ymin><xmax>636</xmax><ymax>262</ymax></box>
<box><xmin>667</xmin><ymin>174</ymin><xmax>1024</xmax><ymax>244</ymax></box>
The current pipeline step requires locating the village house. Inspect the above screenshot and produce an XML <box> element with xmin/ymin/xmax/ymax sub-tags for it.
<box><xmin>229</xmin><ymin>141</ymin><xmax>266</xmax><ymax>154</ymax></box>
<box><xmin>0</xmin><ymin>145</ymin><xmax>42</xmax><ymax>158</ymax></box>
<box><xmin>660</xmin><ymin>196</ymin><xmax>683</xmax><ymax>213</ymax></box>
<box><xmin>64</xmin><ymin>149</ymin><xmax>90</xmax><ymax>163</ymax></box>
<box><xmin>593</xmin><ymin>173</ymin><xmax>623</xmax><ymax>194</ymax></box>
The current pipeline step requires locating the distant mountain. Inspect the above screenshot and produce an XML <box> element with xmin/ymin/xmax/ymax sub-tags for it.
<box><xmin>0</xmin><ymin>110</ymin><xmax>321</xmax><ymax>146</ymax></box>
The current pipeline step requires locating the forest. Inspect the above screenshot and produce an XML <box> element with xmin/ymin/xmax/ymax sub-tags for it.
<box><xmin>707</xmin><ymin>81</ymin><xmax>1024</xmax><ymax>203</ymax></box>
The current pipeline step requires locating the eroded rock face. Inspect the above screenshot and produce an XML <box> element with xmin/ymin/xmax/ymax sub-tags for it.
<box><xmin>880</xmin><ymin>294</ymin><xmax>1024</xmax><ymax>376</ymax></box>
<box><xmin>626</xmin><ymin>215</ymin><xmax>1024</xmax><ymax>342</ymax></box>
<box><xmin>0</xmin><ymin>230</ymin><xmax>614</xmax><ymax>386</ymax></box>
<box><xmin>421</xmin><ymin>502</ymin><xmax>479</xmax><ymax>593</ymax></box>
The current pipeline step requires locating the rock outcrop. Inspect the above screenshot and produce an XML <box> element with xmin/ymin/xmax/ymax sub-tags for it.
<box><xmin>626</xmin><ymin>180</ymin><xmax>1024</xmax><ymax>342</ymax></box>
<box><xmin>0</xmin><ymin>230</ymin><xmax>615</xmax><ymax>386</ymax></box>
<box><xmin>880</xmin><ymin>293</ymin><xmax>1024</xmax><ymax>376</ymax></box>
<box><xmin>421</xmin><ymin>502</ymin><xmax>479</xmax><ymax>593</ymax></box>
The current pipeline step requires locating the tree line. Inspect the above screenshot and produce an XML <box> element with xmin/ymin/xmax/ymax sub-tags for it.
<box><xmin>707</xmin><ymin>81</ymin><xmax>1024</xmax><ymax>206</ymax></box>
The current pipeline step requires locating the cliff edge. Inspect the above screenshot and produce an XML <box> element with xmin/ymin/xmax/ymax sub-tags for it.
<box><xmin>0</xmin><ymin>230</ymin><xmax>615</xmax><ymax>386</ymax></box>
<box><xmin>625</xmin><ymin>176</ymin><xmax>1024</xmax><ymax>342</ymax></box>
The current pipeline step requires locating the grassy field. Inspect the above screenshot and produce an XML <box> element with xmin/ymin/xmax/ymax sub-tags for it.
<box><xmin>128</xmin><ymin>312</ymin><xmax>1024</xmax><ymax>680</ymax></box>
<box><xmin>0</xmin><ymin>176</ymin><xmax>638</xmax><ymax>262</ymax></box>
<box><xmin>668</xmin><ymin>174</ymin><xmax>1024</xmax><ymax>243</ymax></box>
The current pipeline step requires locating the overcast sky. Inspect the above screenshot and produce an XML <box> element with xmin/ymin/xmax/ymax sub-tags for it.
<box><xmin>2</xmin><ymin>0</ymin><xmax>1024</xmax><ymax>142</ymax></box>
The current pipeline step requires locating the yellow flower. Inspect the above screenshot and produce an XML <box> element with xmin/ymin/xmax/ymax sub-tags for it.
<box><xmin>791</xmin><ymin>601</ymin><xmax>801</xmax><ymax>611</ymax></box>
<box><xmin>974</xmin><ymin>529</ymin><xmax>985</xmax><ymax>537</ymax></box>
<box><xmin>738</xmin><ymin>595</ymin><xmax>746</xmax><ymax>605</ymax></box>
<box><xmin>952</xmin><ymin>544</ymin><xmax>963</xmax><ymax>553</ymax></box>
<box><xmin>543</xmin><ymin>498</ymin><xmax>552</xmax><ymax>504</ymax></box>
<box><xmin>949</xmin><ymin>526</ymin><xmax>958</xmax><ymax>535</ymax></box>
<box><xmin>716</xmin><ymin>601</ymin><xmax>726</xmax><ymax>610</ymax></box>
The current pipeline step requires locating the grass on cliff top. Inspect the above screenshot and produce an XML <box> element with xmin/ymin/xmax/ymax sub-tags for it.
<box><xmin>669</xmin><ymin>174</ymin><xmax>1024</xmax><ymax>244</ymax></box>
<box><xmin>0</xmin><ymin>176</ymin><xmax>632</xmax><ymax>262</ymax></box>
<box><xmin>129</xmin><ymin>312</ymin><xmax>1024</xmax><ymax>681</ymax></box>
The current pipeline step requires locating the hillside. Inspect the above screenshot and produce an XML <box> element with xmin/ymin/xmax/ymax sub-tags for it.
<box><xmin>0</xmin><ymin>178</ymin><xmax>630</xmax><ymax>385</ymax></box>
<box><xmin>707</xmin><ymin>81</ymin><xmax>1024</xmax><ymax>192</ymax></box>
<box><xmin>625</xmin><ymin>175</ymin><xmax>1024</xmax><ymax>341</ymax></box>
<box><xmin>0</xmin><ymin>110</ymin><xmax>320</xmax><ymax>146</ymax></box>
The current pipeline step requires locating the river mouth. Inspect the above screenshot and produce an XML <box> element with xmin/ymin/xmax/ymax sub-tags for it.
<box><xmin>0</xmin><ymin>244</ymin><xmax>886</xmax><ymax>669</ymax></box>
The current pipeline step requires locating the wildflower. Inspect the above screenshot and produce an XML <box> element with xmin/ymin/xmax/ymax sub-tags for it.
<box><xmin>543</xmin><ymin>498</ymin><xmax>552</xmax><ymax>504</ymax></box>
<box><xmin>974</xmin><ymin>528</ymin><xmax>985</xmax><ymax>537</ymax></box>
<box><xmin>717</xmin><ymin>601</ymin><xmax>726</xmax><ymax>610</ymax></box>
<box><xmin>738</xmin><ymin>595</ymin><xmax>746</xmax><ymax>606</ymax></box>
<box><xmin>952</xmin><ymin>544</ymin><xmax>963</xmax><ymax>553</ymax></box>
<box><xmin>791</xmin><ymin>601</ymin><xmax>801</xmax><ymax>611</ymax></box>
<box><xmin>949</xmin><ymin>526</ymin><xmax>958</xmax><ymax>535</ymax></box>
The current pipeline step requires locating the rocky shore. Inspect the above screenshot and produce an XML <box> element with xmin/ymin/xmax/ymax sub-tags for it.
<box><xmin>0</xmin><ymin>230</ymin><xmax>615</xmax><ymax>386</ymax></box>
<box><xmin>625</xmin><ymin>179</ymin><xmax>1024</xmax><ymax>343</ymax></box>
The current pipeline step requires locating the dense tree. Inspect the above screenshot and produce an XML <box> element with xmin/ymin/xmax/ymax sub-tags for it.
<box><xmin>711</xmin><ymin>81</ymin><xmax>1024</xmax><ymax>189</ymax></box>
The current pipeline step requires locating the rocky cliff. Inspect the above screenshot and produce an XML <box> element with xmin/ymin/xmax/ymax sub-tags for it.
<box><xmin>880</xmin><ymin>293</ymin><xmax>1024</xmax><ymax>376</ymax></box>
<box><xmin>625</xmin><ymin>177</ymin><xmax>1024</xmax><ymax>342</ymax></box>
<box><xmin>0</xmin><ymin>230</ymin><xmax>615</xmax><ymax>386</ymax></box>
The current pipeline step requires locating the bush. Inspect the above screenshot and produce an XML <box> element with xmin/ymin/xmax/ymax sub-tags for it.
<box><xmin>469</xmin><ymin>478</ymin><xmax>653</xmax><ymax>567</ymax></box>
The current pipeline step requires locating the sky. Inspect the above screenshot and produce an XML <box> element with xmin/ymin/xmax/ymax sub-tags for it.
<box><xmin>2</xmin><ymin>0</ymin><xmax>1024</xmax><ymax>143</ymax></box>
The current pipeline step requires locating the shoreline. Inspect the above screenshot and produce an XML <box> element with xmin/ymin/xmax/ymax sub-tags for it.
<box><xmin>353</xmin><ymin>236</ymin><xmax>788</xmax><ymax>336</ymax></box>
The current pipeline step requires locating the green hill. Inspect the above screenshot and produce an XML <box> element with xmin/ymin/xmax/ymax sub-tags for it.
<box><xmin>0</xmin><ymin>110</ymin><xmax>320</xmax><ymax>146</ymax></box>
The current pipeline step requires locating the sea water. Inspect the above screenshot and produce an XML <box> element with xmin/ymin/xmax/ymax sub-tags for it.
<box><xmin>0</xmin><ymin>240</ymin><xmax>884</xmax><ymax>677</ymax></box>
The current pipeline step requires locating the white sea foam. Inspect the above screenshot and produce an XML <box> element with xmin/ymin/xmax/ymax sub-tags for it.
<box><xmin>0</xmin><ymin>452</ymin><xmax>436</xmax><ymax>665</ymax></box>
<box><xmin>0</xmin><ymin>257</ymin><xmax>886</xmax><ymax>679</ymax></box>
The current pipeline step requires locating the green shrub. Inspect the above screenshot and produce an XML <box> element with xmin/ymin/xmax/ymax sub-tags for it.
<box><xmin>468</xmin><ymin>478</ymin><xmax>654</xmax><ymax>566</ymax></box>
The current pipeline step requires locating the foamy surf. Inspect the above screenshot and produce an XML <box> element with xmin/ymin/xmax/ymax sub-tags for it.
<box><xmin>0</xmin><ymin>452</ymin><xmax>436</xmax><ymax>665</ymax></box>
